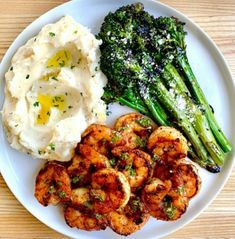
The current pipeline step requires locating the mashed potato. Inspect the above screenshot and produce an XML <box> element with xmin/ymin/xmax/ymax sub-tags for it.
<box><xmin>2</xmin><ymin>16</ymin><xmax>107</xmax><ymax>161</ymax></box>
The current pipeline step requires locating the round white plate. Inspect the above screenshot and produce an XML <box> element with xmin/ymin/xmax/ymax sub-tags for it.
<box><xmin>0</xmin><ymin>0</ymin><xmax>234</xmax><ymax>238</ymax></box>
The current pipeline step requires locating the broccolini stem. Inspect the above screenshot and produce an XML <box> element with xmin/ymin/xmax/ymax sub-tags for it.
<box><xmin>118</xmin><ymin>97</ymin><xmax>150</xmax><ymax>115</ymax></box>
<box><xmin>177</xmin><ymin>56</ymin><xmax>232</xmax><ymax>153</ymax></box>
<box><xmin>138</xmin><ymin>85</ymin><xmax>169</xmax><ymax>126</ymax></box>
<box><xmin>161</xmin><ymin>63</ymin><xmax>225</xmax><ymax>166</ymax></box>
<box><xmin>188</xmin><ymin>147</ymin><xmax>220</xmax><ymax>173</ymax></box>
<box><xmin>153</xmin><ymin>79</ymin><xmax>211</xmax><ymax>164</ymax></box>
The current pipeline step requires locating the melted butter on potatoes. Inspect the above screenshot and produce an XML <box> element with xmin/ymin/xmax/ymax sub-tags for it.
<box><xmin>2</xmin><ymin>16</ymin><xmax>107</xmax><ymax>161</ymax></box>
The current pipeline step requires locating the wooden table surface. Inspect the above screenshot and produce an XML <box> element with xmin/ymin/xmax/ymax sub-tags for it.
<box><xmin>0</xmin><ymin>0</ymin><xmax>234</xmax><ymax>238</ymax></box>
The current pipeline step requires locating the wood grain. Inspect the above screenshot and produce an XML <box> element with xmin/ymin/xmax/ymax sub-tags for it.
<box><xmin>0</xmin><ymin>0</ymin><xmax>234</xmax><ymax>238</ymax></box>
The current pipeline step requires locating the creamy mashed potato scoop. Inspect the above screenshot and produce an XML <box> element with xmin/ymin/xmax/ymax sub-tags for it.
<box><xmin>2</xmin><ymin>16</ymin><xmax>107</xmax><ymax>161</ymax></box>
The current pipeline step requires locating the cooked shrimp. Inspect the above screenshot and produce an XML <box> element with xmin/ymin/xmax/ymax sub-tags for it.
<box><xmin>150</xmin><ymin>189</ymin><xmax>189</xmax><ymax>221</ymax></box>
<box><xmin>64</xmin><ymin>206</ymin><xmax>107</xmax><ymax>231</ymax></box>
<box><xmin>141</xmin><ymin>178</ymin><xmax>188</xmax><ymax>221</ymax></box>
<box><xmin>81</xmin><ymin>124</ymin><xmax>113</xmax><ymax>156</ymax></box>
<box><xmin>90</xmin><ymin>168</ymin><xmax>131</xmax><ymax>214</ymax></box>
<box><xmin>141</xmin><ymin>178</ymin><xmax>172</xmax><ymax>211</ymax></box>
<box><xmin>67</xmin><ymin>144</ymin><xmax>110</xmax><ymax>186</ymax></box>
<box><xmin>170</xmin><ymin>161</ymin><xmax>201</xmax><ymax>199</ymax></box>
<box><xmin>148</xmin><ymin>126</ymin><xmax>188</xmax><ymax>163</ymax></box>
<box><xmin>35</xmin><ymin>162</ymin><xmax>71</xmax><ymax>206</ymax></box>
<box><xmin>67</xmin><ymin>154</ymin><xmax>91</xmax><ymax>187</ymax></box>
<box><xmin>154</xmin><ymin>160</ymin><xmax>201</xmax><ymax>199</ymax></box>
<box><xmin>70</xmin><ymin>188</ymin><xmax>92</xmax><ymax>212</ymax></box>
<box><xmin>108</xmin><ymin>195</ymin><xmax>150</xmax><ymax>236</ymax></box>
<box><xmin>112</xmin><ymin>147</ymin><xmax>152</xmax><ymax>191</ymax></box>
<box><xmin>114</xmin><ymin>113</ymin><xmax>155</xmax><ymax>137</ymax></box>
<box><xmin>111</xmin><ymin>113</ymin><xmax>155</xmax><ymax>150</ymax></box>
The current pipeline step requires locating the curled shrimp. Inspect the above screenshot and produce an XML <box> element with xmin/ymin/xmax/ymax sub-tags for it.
<box><xmin>81</xmin><ymin>124</ymin><xmax>113</xmax><ymax>156</ymax></box>
<box><xmin>141</xmin><ymin>178</ymin><xmax>188</xmax><ymax>221</ymax></box>
<box><xmin>111</xmin><ymin>113</ymin><xmax>155</xmax><ymax>149</ymax></box>
<box><xmin>35</xmin><ymin>162</ymin><xmax>71</xmax><ymax>206</ymax></box>
<box><xmin>90</xmin><ymin>168</ymin><xmax>131</xmax><ymax>214</ymax></box>
<box><xmin>169</xmin><ymin>161</ymin><xmax>201</xmax><ymax>199</ymax></box>
<box><xmin>153</xmin><ymin>159</ymin><xmax>201</xmax><ymax>199</ymax></box>
<box><xmin>107</xmin><ymin>195</ymin><xmax>150</xmax><ymax>236</ymax></box>
<box><xmin>64</xmin><ymin>206</ymin><xmax>107</xmax><ymax>231</ymax></box>
<box><xmin>67</xmin><ymin>144</ymin><xmax>110</xmax><ymax>186</ymax></box>
<box><xmin>112</xmin><ymin>146</ymin><xmax>152</xmax><ymax>191</ymax></box>
<box><xmin>148</xmin><ymin>126</ymin><xmax>188</xmax><ymax>163</ymax></box>
<box><xmin>70</xmin><ymin>188</ymin><xmax>92</xmax><ymax>212</ymax></box>
<box><xmin>114</xmin><ymin>113</ymin><xmax>155</xmax><ymax>137</ymax></box>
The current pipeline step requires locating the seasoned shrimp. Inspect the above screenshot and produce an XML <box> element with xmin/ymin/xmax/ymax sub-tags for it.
<box><xmin>70</xmin><ymin>188</ymin><xmax>92</xmax><ymax>212</ymax></box>
<box><xmin>114</xmin><ymin>113</ymin><xmax>155</xmax><ymax>137</ymax></box>
<box><xmin>153</xmin><ymin>160</ymin><xmax>201</xmax><ymax>199</ymax></box>
<box><xmin>81</xmin><ymin>124</ymin><xmax>113</xmax><ymax>156</ymax></box>
<box><xmin>141</xmin><ymin>178</ymin><xmax>188</xmax><ymax>221</ymax></box>
<box><xmin>35</xmin><ymin>162</ymin><xmax>71</xmax><ymax>206</ymax></box>
<box><xmin>111</xmin><ymin>113</ymin><xmax>155</xmax><ymax>150</ymax></box>
<box><xmin>64</xmin><ymin>206</ymin><xmax>107</xmax><ymax>231</ymax></box>
<box><xmin>90</xmin><ymin>168</ymin><xmax>131</xmax><ymax>214</ymax></box>
<box><xmin>112</xmin><ymin>147</ymin><xmax>152</xmax><ymax>191</ymax></box>
<box><xmin>148</xmin><ymin>126</ymin><xmax>188</xmax><ymax>163</ymax></box>
<box><xmin>170</xmin><ymin>161</ymin><xmax>201</xmax><ymax>199</ymax></box>
<box><xmin>150</xmin><ymin>189</ymin><xmax>189</xmax><ymax>221</ymax></box>
<box><xmin>108</xmin><ymin>195</ymin><xmax>150</xmax><ymax>236</ymax></box>
<box><xmin>141</xmin><ymin>178</ymin><xmax>172</xmax><ymax>211</ymax></box>
<box><xmin>67</xmin><ymin>144</ymin><xmax>110</xmax><ymax>186</ymax></box>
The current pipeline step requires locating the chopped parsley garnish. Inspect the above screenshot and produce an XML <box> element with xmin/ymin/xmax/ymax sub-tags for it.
<box><xmin>59</xmin><ymin>60</ymin><xmax>65</xmax><ymax>67</ymax></box>
<box><xmin>47</xmin><ymin>111</ymin><xmax>50</xmax><ymax>116</ymax></box>
<box><xmin>33</xmin><ymin>101</ymin><xmax>39</xmax><ymax>107</ymax></box>
<box><xmin>70</xmin><ymin>65</ymin><xmax>75</xmax><ymax>69</ymax></box>
<box><xmin>48</xmin><ymin>143</ymin><xmax>55</xmax><ymax>151</ymax></box>
<box><xmin>109</xmin><ymin>157</ymin><xmax>116</xmax><ymax>167</ymax></box>
<box><xmin>135</xmin><ymin>136</ymin><xmax>146</xmax><ymax>147</ymax></box>
<box><xmin>163</xmin><ymin>197</ymin><xmax>176</xmax><ymax>219</ymax></box>
<box><xmin>51</xmin><ymin>76</ymin><xmax>58</xmax><ymax>81</ymax></box>
<box><xmin>80</xmin><ymin>92</ymin><xmax>83</xmax><ymax>96</ymax></box>
<box><xmin>125</xmin><ymin>164</ymin><xmax>136</xmax><ymax>177</ymax></box>
<box><xmin>106</xmin><ymin>110</ymin><xmax>112</xmax><ymax>116</ymax></box>
<box><xmin>68</xmin><ymin>105</ymin><xmax>73</xmax><ymax>109</ymax></box>
<box><xmin>91</xmin><ymin>191</ymin><xmax>104</xmax><ymax>202</ymax></box>
<box><xmin>59</xmin><ymin>191</ymin><xmax>66</xmax><ymax>198</ymax></box>
<box><xmin>54</xmin><ymin>96</ymin><xmax>62</xmax><ymax>101</ymax></box>
<box><xmin>14</xmin><ymin>124</ymin><xmax>18</xmax><ymax>127</ymax></box>
<box><xmin>177</xmin><ymin>185</ymin><xmax>186</xmax><ymax>196</ymax></box>
<box><xmin>38</xmin><ymin>150</ymin><xmax>45</xmax><ymax>155</ymax></box>
<box><xmin>131</xmin><ymin>199</ymin><xmax>143</xmax><ymax>212</ymax></box>
<box><xmin>136</xmin><ymin>117</ymin><xmax>152</xmax><ymax>127</ymax></box>
<box><xmin>49</xmin><ymin>186</ymin><xmax>55</xmax><ymax>194</ymax></box>
<box><xmin>152</xmin><ymin>154</ymin><xmax>160</xmax><ymax>162</ymax></box>
<box><xmin>120</xmin><ymin>152</ymin><xmax>129</xmax><ymax>160</ymax></box>
<box><xmin>72</xmin><ymin>176</ymin><xmax>82</xmax><ymax>184</ymax></box>
<box><xmin>26</xmin><ymin>74</ymin><xmax>30</xmax><ymax>79</ymax></box>
<box><xmin>95</xmin><ymin>214</ymin><xmax>102</xmax><ymax>220</ymax></box>
<box><xmin>74</xmin><ymin>30</ymin><xmax>78</xmax><ymax>34</ymax></box>
<box><xmin>49</xmin><ymin>32</ymin><xmax>55</xmax><ymax>37</ymax></box>
<box><xmin>111</xmin><ymin>132</ymin><xmax>121</xmax><ymax>143</ymax></box>
<box><xmin>119</xmin><ymin>125</ymin><xmax>129</xmax><ymax>131</ymax></box>
<box><xmin>10</xmin><ymin>66</ymin><xmax>13</xmax><ymax>71</ymax></box>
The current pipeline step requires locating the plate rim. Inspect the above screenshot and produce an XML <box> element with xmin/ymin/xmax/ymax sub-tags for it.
<box><xmin>0</xmin><ymin>0</ymin><xmax>234</xmax><ymax>238</ymax></box>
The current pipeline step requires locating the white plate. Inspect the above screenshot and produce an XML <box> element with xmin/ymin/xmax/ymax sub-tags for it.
<box><xmin>0</xmin><ymin>0</ymin><xmax>234</xmax><ymax>238</ymax></box>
